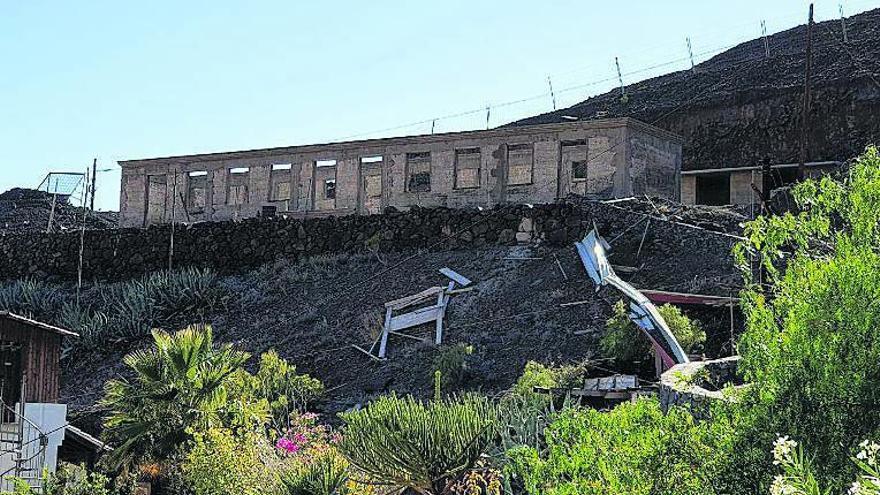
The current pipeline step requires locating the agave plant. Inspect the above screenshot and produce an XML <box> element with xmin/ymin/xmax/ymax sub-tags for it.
<box><xmin>279</xmin><ymin>451</ymin><xmax>351</xmax><ymax>495</ymax></box>
<box><xmin>0</xmin><ymin>278</ymin><xmax>62</xmax><ymax>319</ymax></box>
<box><xmin>101</xmin><ymin>324</ymin><xmax>251</xmax><ymax>469</ymax></box>
<box><xmin>339</xmin><ymin>394</ymin><xmax>498</xmax><ymax>495</ymax></box>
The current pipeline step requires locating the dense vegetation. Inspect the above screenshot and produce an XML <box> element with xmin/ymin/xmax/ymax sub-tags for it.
<box><xmin>5</xmin><ymin>148</ymin><xmax>880</xmax><ymax>494</ymax></box>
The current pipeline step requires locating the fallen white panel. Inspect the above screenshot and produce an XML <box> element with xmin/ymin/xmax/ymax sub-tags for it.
<box><xmin>575</xmin><ymin>229</ymin><xmax>689</xmax><ymax>369</ymax></box>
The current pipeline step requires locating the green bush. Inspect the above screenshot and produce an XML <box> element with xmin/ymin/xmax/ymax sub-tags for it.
<box><xmin>600</xmin><ymin>301</ymin><xmax>705</xmax><ymax>363</ymax></box>
<box><xmin>509</xmin><ymin>361</ymin><xmax>586</xmax><ymax>398</ymax></box>
<box><xmin>729</xmin><ymin>147</ymin><xmax>880</xmax><ymax>489</ymax></box>
<box><xmin>279</xmin><ymin>451</ymin><xmax>350</xmax><ymax>495</ymax></box>
<box><xmin>339</xmin><ymin>394</ymin><xmax>498</xmax><ymax>494</ymax></box>
<box><xmin>43</xmin><ymin>464</ymin><xmax>112</xmax><ymax>495</ymax></box>
<box><xmin>228</xmin><ymin>350</ymin><xmax>324</xmax><ymax>430</ymax></box>
<box><xmin>506</xmin><ymin>398</ymin><xmax>734</xmax><ymax>495</ymax></box>
<box><xmin>183</xmin><ymin>427</ymin><xmax>279</xmax><ymax>495</ymax></box>
<box><xmin>431</xmin><ymin>343</ymin><xmax>475</xmax><ymax>392</ymax></box>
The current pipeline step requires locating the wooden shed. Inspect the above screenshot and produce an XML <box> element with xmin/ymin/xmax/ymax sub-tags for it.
<box><xmin>0</xmin><ymin>311</ymin><xmax>77</xmax><ymax>409</ymax></box>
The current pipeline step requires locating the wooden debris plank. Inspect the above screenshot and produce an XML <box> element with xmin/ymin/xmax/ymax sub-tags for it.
<box><xmin>384</xmin><ymin>286</ymin><xmax>445</xmax><ymax>310</ymax></box>
<box><xmin>352</xmin><ymin>344</ymin><xmax>384</xmax><ymax>363</ymax></box>
<box><xmin>388</xmin><ymin>306</ymin><xmax>444</xmax><ymax>332</ymax></box>
<box><xmin>439</xmin><ymin>267</ymin><xmax>473</xmax><ymax>287</ymax></box>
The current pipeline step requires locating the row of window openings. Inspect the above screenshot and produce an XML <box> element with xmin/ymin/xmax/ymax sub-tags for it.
<box><xmin>185</xmin><ymin>150</ymin><xmax>589</xmax><ymax>208</ymax></box>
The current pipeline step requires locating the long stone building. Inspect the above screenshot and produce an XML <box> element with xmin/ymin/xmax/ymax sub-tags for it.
<box><xmin>118</xmin><ymin>118</ymin><xmax>682</xmax><ymax>227</ymax></box>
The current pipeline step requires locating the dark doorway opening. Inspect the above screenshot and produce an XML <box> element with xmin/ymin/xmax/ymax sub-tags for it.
<box><xmin>695</xmin><ymin>173</ymin><xmax>731</xmax><ymax>205</ymax></box>
<box><xmin>0</xmin><ymin>343</ymin><xmax>23</xmax><ymax>422</ymax></box>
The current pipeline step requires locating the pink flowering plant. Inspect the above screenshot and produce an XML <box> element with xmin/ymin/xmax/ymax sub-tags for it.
<box><xmin>274</xmin><ymin>412</ymin><xmax>340</xmax><ymax>463</ymax></box>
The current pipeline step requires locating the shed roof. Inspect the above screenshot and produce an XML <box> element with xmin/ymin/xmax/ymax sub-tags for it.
<box><xmin>0</xmin><ymin>311</ymin><xmax>78</xmax><ymax>337</ymax></box>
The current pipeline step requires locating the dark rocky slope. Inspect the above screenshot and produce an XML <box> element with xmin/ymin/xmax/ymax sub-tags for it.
<box><xmin>511</xmin><ymin>8</ymin><xmax>880</xmax><ymax>171</ymax></box>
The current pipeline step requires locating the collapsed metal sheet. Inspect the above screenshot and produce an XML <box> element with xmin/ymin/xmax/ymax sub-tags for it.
<box><xmin>575</xmin><ymin>229</ymin><xmax>689</xmax><ymax>369</ymax></box>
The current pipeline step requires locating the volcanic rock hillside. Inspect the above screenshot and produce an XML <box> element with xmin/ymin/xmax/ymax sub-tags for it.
<box><xmin>0</xmin><ymin>188</ymin><xmax>117</xmax><ymax>234</ymax></box>
<box><xmin>57</xmin><ymin>199</ymin><xmax>745</xmax><ymax>430</ymax></box>
<box><xmin>512</xmin><ymin>8</ymin><xmax>880</xmax><ymax>171</ymax></box>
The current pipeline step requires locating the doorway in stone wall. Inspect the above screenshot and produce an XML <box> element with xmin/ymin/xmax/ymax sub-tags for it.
<box><xmin>145</xmin><ymin>175</ymin><xmax>167</xmax><ymax>226</ymax></box>
<box><xmin>359</xmin><ymin>156</ymin><xmax>384</xmax><ymax>214</ymax></box>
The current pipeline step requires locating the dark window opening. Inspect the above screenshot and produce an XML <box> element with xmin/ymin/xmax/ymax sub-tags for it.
<box><xmin>572</xmin><ymin>161</ymin><xmax>588</xmax><ymax>181</ymax></box>
<box><xmin>695</xmin><ymin>173</ymin><xmax>730</xmax><ymax>206</ymax></box>
<box><xmin>561</xmin><ymin>139</ymin><xmax>587</xmax><ymax>147</ymax></box>
<box><xmin>772</xmin><ymin>167</ymin><xmax>799</xmax><ymax>188</ymax></box>
<box><xmin>406</xmin><ymin>152</ymin><xmax>431</xmax><ymax>192</ymax></box>
<box><xmin>324</xmin><ymin>179</ymin><xmax>337</xmax><ymax>199</ymax></box>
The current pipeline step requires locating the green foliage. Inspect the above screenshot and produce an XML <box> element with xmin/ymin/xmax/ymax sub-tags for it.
<box><xmin>279</xmin><ymin>451</ymin><xmax>351</xmax><ymax>495</ymax></box>
<box><xmin>339</xmin><ymin>394</ymin><xmax>498</xmax><ymax>495</ymax></box>
<box><xmin>506</xmin><ymin>399</ymin><xmax>734</xmax><ymax>495</ymax></box>
<box><xmin>509</xmin><ymin>361</ymin><xmax>587</xmax><ymax>398</ymax></box>
<box><xmin>101</xmin><ymin>324</ymin><xmax>256</xmax><ymax>469</ymax></box>
<box><xmin>227</xmin><ymin>350</ymin><xmax>324</xmax><ymax>430</ymax></box>
<box><xmin>0</xmin><ymin>279</ymin><xmax>61</xmax><ymax>320</ymax></box>
<box><xmin>766</xmin><ymin>435</ymin><xmax>880</xmax><ymax>495</ymax></box>
<box><xmin>731</xmin><ymin>147</ymin><xmax>880</xmax><ymax>488</ymax></box>
<box><xmin>43</xmin><ymin>464</ymin><xmax>112</xmax><ymax>495</ymax></box>
<box><xmin>600</xmin><ymin>301</ymin><xmax>705</xmax><ymax>363</ymax></box>
<box><xmin>183</xmin><ymin>426</ymin><xmax>280</xmax><ymax>495</ymax></box>
<box><xmin>431</xmin><ymin>343</ymin><xmax>475</xmax><ymax>392</ymax></box>
<box><xmin>1</xmin><ymin>268</ymin><xmax>228</xmax><ymax>350</ymax></box>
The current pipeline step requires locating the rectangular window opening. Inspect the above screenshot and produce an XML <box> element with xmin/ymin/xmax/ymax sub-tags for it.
<box><xmin>316</xmin><ymin>159</ymin><xmax>337</xmax><ymax>168</ymax></box>
<box><xmin>188</xmin><ymin>170</ymin><xmax>208</xmax><ymax>177</ymax></box>
<box><xmin>454</xmin><ymin>148</ymin><xmax>481</xmax><ymax>190</ymax></box>
<box><xmin>507</xmin><ymin>144</ymin><xmax>534</xmax><ymax>186</ymax></box>
<box><xmin>272</xmin><ymin>163</ymin><xmax>292</xmax><ymax>171</ymax></box>
<box><xmin>361</xmin><ymin>155</ymin><xmax>383</xmax><ymax>164</ymax></box>
<box><xmin>230</xmin><ymin>167</ymin><xmax>250</xmax><ymax>174</ymax></box>
<box><xmin>561</xmin><ymin>139</ymin><xmax>587</xmax><ymax>147</ymax></box>
<box><xmin>572</xmin><ymin>161</ymin><xmax>588</xmax><ymax>181</ymax></box>
<box><xmin>324</xmin><ymin>179</ymin><xmax>337</xmax><ymax>199</ymax></box>
<box><xmin>406</xmin><ymin>152</ymin><xmax>431</xmax><ymax>192</ymax></box>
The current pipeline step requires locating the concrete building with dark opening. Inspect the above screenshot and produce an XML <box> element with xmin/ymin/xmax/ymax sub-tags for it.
<box><xmin>117</xmin><ymin>118</ymin><xmax>682</xmax><ymax>227</ymax></box>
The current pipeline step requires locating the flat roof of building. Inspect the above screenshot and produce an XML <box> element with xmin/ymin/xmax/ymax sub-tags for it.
<box><xmin>118</xmin><ymin>117</ymin><xmax>683</xmax><ymax>167</ymax></box>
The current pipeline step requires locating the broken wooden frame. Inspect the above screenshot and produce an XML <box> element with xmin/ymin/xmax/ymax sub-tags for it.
<box><xmin>575</xmin><ymin>229</ymin><xmax>690</xmax><ymax>372</ymax></box>
<box><xmin>376</xmin><ymin>268</ymin><xmax>473</xmax><ymax>359</ymax></box>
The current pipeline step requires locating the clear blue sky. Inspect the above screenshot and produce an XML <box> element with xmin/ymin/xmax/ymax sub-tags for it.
<box><xmin>2</xmin><ymin>0</ymin><xmax>877</xmax><ymax>210</ymax></box>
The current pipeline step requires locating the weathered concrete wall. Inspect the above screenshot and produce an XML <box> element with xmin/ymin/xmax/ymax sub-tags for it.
<box><xmin>118</xmin><ymin>119</ymin><xmax>681</xmax><ymax>227</ymax></box>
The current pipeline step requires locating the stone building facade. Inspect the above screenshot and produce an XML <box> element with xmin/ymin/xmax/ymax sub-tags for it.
<box><xmin>118</xmin><ymin>118</ymin><xmax>682</xmax><ymax>227</ymax></box>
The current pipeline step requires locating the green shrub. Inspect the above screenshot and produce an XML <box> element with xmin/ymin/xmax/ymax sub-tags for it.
<box><xmin>729</xmin><ymin>147</ymin><xmax>880</xmax><ymax>489</ymax></box>
<box><xmin>600</xmin><ymin>301</ymin><xmax>705</xmax><ymax>363</ymax></box>
<box><xmin>509</xmin><ymin>361</ymin><xmax>586</xmax><ymax>398</ymax></box>
<box><xmin>279</xmin><ymin>451</ymin><xmax>350</xmax><ymax>495</ymax></box>
<box><xmin>228</xmin><ymin>350</ymin><xmax>324</xmax><ymax>430</ymax></box>
<box><xmin>339</xmin><ymin>394</ymin><xmax>498</xmax><ymax>494</ymax></box>
<box><xmin>506</xmin><ymin>398</ymin><xmax>734</xmax><ymax>495</ymax></box>
<box><xmin>43</xmin><ymin>464</ymin><xmax>112</xmax><ymax>495</ymax></box>
<box><xmin>183</xmin><ymin>427</ymin><xmax>279</xmax><ymax>495</ymax></box>
<box><xmin>431</xmin><ymin>343</ymin><xmax>475</xmax><ymax>392</ymax></box>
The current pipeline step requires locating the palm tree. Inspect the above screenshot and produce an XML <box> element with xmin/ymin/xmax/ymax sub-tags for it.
<box><xmin>101</xmin><ymin>324</ymin><xmax>250</xmax><ymax>469</ymax></box>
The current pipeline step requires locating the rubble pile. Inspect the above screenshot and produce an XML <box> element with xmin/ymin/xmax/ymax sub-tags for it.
<box><xmin>0</xmin><ymin>188</ymin><xmax>117</xmax><ymax>234</ymax></box>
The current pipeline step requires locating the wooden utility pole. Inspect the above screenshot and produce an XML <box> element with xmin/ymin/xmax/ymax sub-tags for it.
<box><xmin>798</xmin><ymin>4</ymin><xmax>814</xmax><ymax>181</ymax></box>
<box><xmin>90</xmin><ymin>158</ymin><xmax>97</xmax><ymax>211</ymax></box>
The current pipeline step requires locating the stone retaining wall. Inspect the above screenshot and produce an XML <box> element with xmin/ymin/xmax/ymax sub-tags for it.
<box><xmin>0</xmin><ymin>201</ymin><xmax>740</xmax><ymax>283</ymax></box>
